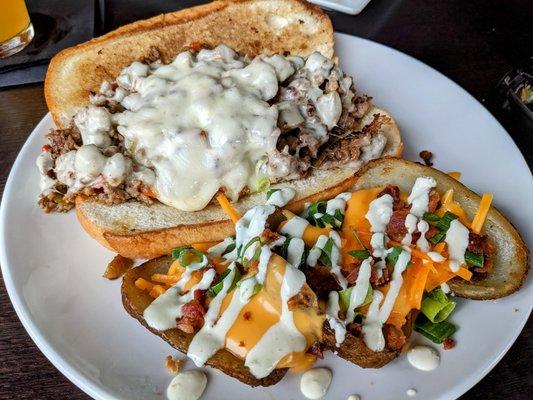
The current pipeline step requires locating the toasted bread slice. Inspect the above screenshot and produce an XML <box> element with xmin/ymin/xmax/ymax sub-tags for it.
<box><xmin>45</xmin><ymin>0</ymin><xmax>334</xmax><ymax>128</ymax></box>
<box><xmin>122</xmin><ymin>256</ymin><xmax>287</xmax><ymax>386</ymax></box>
<box><xmin>350</xmin><ymin>158</ymin><xmax>529</xmax><ymax>300</ymax></box>
<box><xmin>76</xmin><ymin>107</ymin><xmax>402</xmax><ymax>259</ymax></box>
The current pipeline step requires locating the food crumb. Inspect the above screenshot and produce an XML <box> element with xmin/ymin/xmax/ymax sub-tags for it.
<box><xmin>419</xmin><ymin>150</ymin><xmax>433</xmax><ymax>166</ymax></box>
<box><xmin>165</xmin><ymin>355</ymin><xmax>184</xmax><ymax>374</ymax></box>
<box><xmin>243</xmin><ymin>311</ymin><xmax>252</xmax><ymax>320</ymax></box>
<box><xmin>443</xmin><ymin>338</ymin><xmax>455</xmax><ymax>350</ymax></box>
<box><xmin>515</xmin><ymin>308</ymin><xmax>519</xmax><ymax>312</ymax></box>
<box><xmin>239</xmin><ymin>341</ymin><xmax>246</xmax><ymax>347</ymax></box>
<box><xmin>407</xmin><ymin>388</ymin><xmax>417</xmax><ymax>396</ymax></box>
<box><xmin>103</xmin><ymin>254</ymin><xmax>134</xmax><ymax>280</ymax></box>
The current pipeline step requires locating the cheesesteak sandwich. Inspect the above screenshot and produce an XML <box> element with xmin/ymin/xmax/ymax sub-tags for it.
<box><xmin>37</xmin><ymin>0</ymin><xmax>402</xmax><ymax>259</ymax></box>
<box><xmin>122</xmin><ymin>158</ymin><xmax>527</xmax><ymax>388</ymax></box>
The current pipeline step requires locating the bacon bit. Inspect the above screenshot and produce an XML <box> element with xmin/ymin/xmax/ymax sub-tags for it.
<box><xmin>345</xmin><ymin>264</ymin><xmax>360</xmax><ymax>285</ymax></box>
<box><xmin>443</xmin><ymin>338</ymin><xmax>455</xmax><ymax>350</ymax></box>
<box><xmin>103</xmin><ymin>255</ymin><xmax>134</xmax><ymax>280</ymax></box>
<box><xmin>239</xmin><ymin>341</ymin><xmax>246</xmax><ymax>347</ymax></box>
<box><xmin>176</xmin><ymin>299</ymin><xmax>205</xmax><ymax>334</ymax></box>
<box><xmin>307</xmin><ymin>342</ymin><xmax>324</xmax><ymax>359</ymax></box>
<box><xmin>165</xmin><ymin>355</ymin><xmax>184</xmax><ymax>374</ymax></box>
<box><xmin>386</xmin><ymin>209</ymin><xmax>409</xmax><ymax>242</ymax></box>
<box><xmin>383</xmin><ymin>324</ymin><xmax>406</xmax><ymax>350</ymax></box>
<box><xmin>287</xmin><ymin>285</ymin><xmax>316</xmax><ymax>311</ymax></box>
<box><xmin>428</xmin><ymin>189</ymin><xmax>440</xmax><ymax>213</ymax></box>
<box><xmin>419</xmin><ymin>150</ymin><xmax>434</xmax><ymax>166</ymax></box>
<box><xmin>199</xmin><ymin>130</ymin><xmax>208</xmax><ymax>139</ymax></box>
<box><xmin>243</xmin><ymin>311</ymin><xmax>252</xmax><ymax>321</ymax></box>
<box><xmin>41</xmin><ymin>144</ymin><xmax>52</xmax><ymax>152</ymax></box>
<box><xmin>260</xmin><ymin>228</ymin><xmax>281</xmax><ymax>244</ymax></box>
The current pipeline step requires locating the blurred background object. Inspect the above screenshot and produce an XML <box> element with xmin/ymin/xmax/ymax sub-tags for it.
<box><xmin>0</xmin><ymin>0</ymin><xmax>34</xmax><ymax>58</ymax></box>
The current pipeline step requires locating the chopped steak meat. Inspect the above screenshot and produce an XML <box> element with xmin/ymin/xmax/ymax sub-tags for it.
<box><xmin>46</xmin><ymin>127</ymin><xmax>81</xmax><ymax>157</ymax></box>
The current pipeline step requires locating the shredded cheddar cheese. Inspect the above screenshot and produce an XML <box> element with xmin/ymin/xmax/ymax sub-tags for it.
<box><xmin>216</xmin><ymin>193</ymin><xmax>241</xmax><ymax>224</ymax></box>
<box><xmin>471</xmin><ymin>193</ymin><xmax>493</xmax><ymax>234</ymax></box>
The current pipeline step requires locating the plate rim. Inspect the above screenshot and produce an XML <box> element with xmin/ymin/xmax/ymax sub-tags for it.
<box><xmin>1</xmin><ymin>33</ymin><xmax>531</xmax><ymax>400</ymax></box>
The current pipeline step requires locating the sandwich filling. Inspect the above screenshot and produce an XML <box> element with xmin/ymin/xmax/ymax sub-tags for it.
<box><xmin>134</xmin><ymin>177</ymin><xmax>493</xmax><ymax>377</ymax></box>
<box><xmin>37</xmin><ymin>44</ymin><xmax>390</xmax><ymax>212</ymax></box>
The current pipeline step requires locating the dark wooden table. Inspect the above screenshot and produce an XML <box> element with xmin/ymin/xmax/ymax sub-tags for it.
<box><xmin>0</xmin><ymin>1</ymin><xmax>531</xmax><ymax>399</ymax></box>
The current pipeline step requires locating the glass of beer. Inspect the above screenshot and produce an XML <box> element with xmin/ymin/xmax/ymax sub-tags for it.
<box><xmin>0</xmin><ymin>0</ymin><xmax>34</xmax><ymax>58</ymax></box>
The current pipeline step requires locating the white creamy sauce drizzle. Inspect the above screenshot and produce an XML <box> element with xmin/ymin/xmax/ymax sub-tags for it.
<box><xmin>366</xmin><ymin>194</ymin><xmax>394</xmax><ymax>258</ymax></box>
<box><xmin>287</xmin><ymin>237</ymin><xmax>305</xmax><ymax>267</ymax></box>
<box><xmin>300</xmin><ymin>368</ymin><xmax>332</xmax><ymax>400</ymax></box>
<box><xmin>187</xmin><ymin>264</ymin><xmax>241</xmax><ymax>366</ymax></box>
<box><xmin>440</xmin><ymin>282</ymin><xmax>450</xmax><ymax>293</ymax></box>
<box><xmin>280</xmin><ymin>214</ymin><xmax>309</xmax><ymax>238</ymax></box>
<box><xmin>144</xmin><ymin>268</ymin><xmax>216</xmax><ymax>331</ymax></box>
<box><xmin>235</xmin><ymin>205</ymin><xmax>275</xmax><ymax>257</ymax></box>
<box><xmin>207</xmin><ymin>237</ymin><xmax>235</xmax><ymax>257</ymax></box>
<box><xmin>326</xmin><ymin>291</ymin><xmax>347</xmax><ymax>346</ymax></box>
<box><xmin>166</xmin><ymin>370</ymin><xmax>207</xmax><ymax>400</ymax></box>
<box><xmin>427</xmin><ymin>251</ymin><xmax>445</xmax><ymax>262</ymax></box>
<box><xmin>346</xmin><ymin>257</ymin><xmax>372</xmax><ymax>323</ymax></box>
<box><xmin>307</xmin><ymin>232</ymin><xmax>347</xmax><ymax>289</ymax></box>
<box><xmin>244</xmin><ymin>264</ymin><xmax>307</xmax><ymax>378</ymax></box>
<box><xmin>362</xmin><ymin>249</ymin><xmax>411</xmax><ymax>352</ymax></box>
<box><xmin>402</xmin><ymin>177</ymin><xmax>437</xmax><ymax>248</ymax></box>
<box><xmin>416</xmin><ymin>220</ymin><xmax>431</xmax><ymax>252</ymax></box>
<box><xmin>325</xmin><ymin>192</ymin><xmax>351</xmax><ymax>216</ymax></box>
<box><xmin>266</xmin><ymin>187</ymin><xmax>296</xmax><ymax>207</ymax></box>
<box><xmin>407</xmin><ymin>345</ymin><xmax>440</xmax><ymax>371</ymax></box>
<box><xmin>407</xmin><ymin>177</ymin><xmax>437</xmax><ymax>218</ymax></box>
<box><xmin>445</xmin><ymin>219</ymin><xmax>470</xmax><ymax>272</ymax></box>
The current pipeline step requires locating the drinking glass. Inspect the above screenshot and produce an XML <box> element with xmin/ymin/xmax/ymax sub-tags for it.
<box><xmin>0</xmin><ymin>0</ymin><xmax>34</xmax><ymax>58</ymax></box>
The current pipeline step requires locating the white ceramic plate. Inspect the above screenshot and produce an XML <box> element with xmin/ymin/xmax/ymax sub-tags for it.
<box><xmin>1</xmin><ymin>33</ymin><xmax>532</xmax><ymax>400</ymax></box>
<box><xmin>309</xmin><ymin>0</ymin><xmax>372</xmax><ymax>15</ymax></box>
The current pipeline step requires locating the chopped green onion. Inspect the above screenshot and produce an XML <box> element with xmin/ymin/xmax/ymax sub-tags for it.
<box><xmin>318</xmin><ymin>238</ymin><xmax>335</xmax><ymax>268</ymax></box>
<box><xmin>223</xmin><ymin>241</ymin><xmax>236</xmax><ymax>256</ymax></box>
<box><xmin>465</xmin><ymin>250</ymin><xmax>484</xmax><ymax>268</ymax></box>
<box><xmin>239</xmin><ymin>237</ymin><xmax>262</xmax><ymax>259</ymax></box>
<box><xmin>386</xmin><ymin>246</ymin><xmax>403</xmax><ymax>267</ymax></box>
<box><xmin>420</xmin><ymin>288</ymin><xmax>456</xmax><ymax>323</ymax></box>
<box><xmin>171</xmin><ymin>246</ymin><xmax>205</xmax><ymax>267</ymax></box>
<box><xmin>428</xmin><ymin>231</ymin><xmax>446</xmax><ymax>244</ymax></box>
<box><xmin>266</xmin><ymin>188</ymin><xmax>281</xmax><ymax>200</ymax></box>
<box><xmin>422</xmin><ymin>212</ymin><xmax>441</xmax><ymax>222</ymax></box>
<box><xmin>339</xmin><ymin>285</ymin><xmax>373</xmax><ymax>312</ymax></box>
<box><xmin>307</xmin><ymin>201</ymin><xmax>343</xmax><ymax>229</ymax></box>
<box><xmin>436</xmin><ymin>212</ymin><xmax>459</xmax><ymax>232</ymax></box>
<box><xmin>207</xmin><ymin>268</ymin><xmax>241</xmax><ymax>297</ymax></box>
<box><xmin>415</xmin><ymin>316</ymin><xmax>457</xmax><ymax>344</ymax></box>
<box><xmin>255</xmin><ymin>176</ymin><xmax>270</xmax><ymax>192</ymax></box>
<box><xmin>348</xmin><ymin>249</ymin><xmax>370</xmax><ymax>260</ymax></box>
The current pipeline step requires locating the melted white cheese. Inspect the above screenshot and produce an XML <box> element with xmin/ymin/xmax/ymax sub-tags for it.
<box><xmin>300</xmin><ymin>368</ymin><xmax>332</xmax><ymax>400</ymax></box>
<box><xmin>244</xmin><ymin>264</ymin><xmax>307</xmax><ymax>378</ymax></box>
<box><xmin>362</xmin><ymin>249</ymin><xmax>411</xmax><ymax>351</ymax></box>
<box><xmin>166</xmin><ymin>370</ymin><xmax>207</xmax><ymax>400</ymax></box>
<box><xmin>445</xmin><ymin>219</ymin><xmax>469</xmax><ymax>272</ymax></box>
<box><xmin>144</xmin><ymin>268</ymin><xmax>215</xmax><ymax>331</ymax></box>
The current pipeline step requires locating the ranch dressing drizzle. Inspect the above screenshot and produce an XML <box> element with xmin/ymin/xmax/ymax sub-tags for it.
<box><xmin>287</xmin><ymin>237</ymin><xmax>305</xmax><ymax>267</ymax></box>
<box><xmin>366</xmin><ymin>194</ymin><xmax>394</xmax><ymax>259</ymax></box>
<box><xmin>144</xmin><ymin>268</ymin><xmax>216</xmax><ymax>331</ymax></box>
<box><xmin>307</xmin><ymin>232</ymin><xmax>347</xmax><ymax>289</ymax></box>
<box><xmin>326</xmin><ymin>291</ymin><xmax>347</xmax><ymax>346</ymax></box>
<box><xmin>362</xmin><ymin>249</ymin><xmax>411</xmax><ymax>351</ymax></box>
<box><xmin>345</xmin><ymin>257</ymin><xmax>372</xmax><ymax>324</ymax></box>
<box><xmin>266</xmin><ymin>187</ymin><xmax>296</xmax><ymax>207</ymax></box>
<box><xmin>445</xmin><ymin>219</ymin><xmax>470</xmax><ymax>272</ymax></box>
<box><xmin>187</xmin><ymin>263</ymin><xmax>241</xmax><ymax>366</ymax></box>
<box><xmin>244</xmin><ymin>263</ymin><xmax>307</xmax><ymax>378</ymax></box>
<box><xmin>402</xmin><ymin>177</ymin><xmax>437</xmax><ymax>247</ymax></box>
<box><xmin>280</xmin><ymin>214</ymin><xmax>309</xmax><ymax>238</ymax></box>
